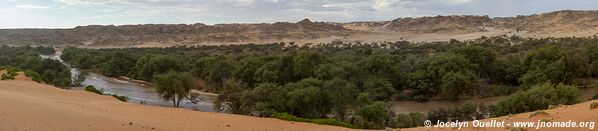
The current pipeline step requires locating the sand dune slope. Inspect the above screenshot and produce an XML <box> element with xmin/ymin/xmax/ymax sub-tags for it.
<box><xmin>0</xmin><ymin>80</ymin><xmax>355</xmax><ymax>131</ymax></box>
<box><xmin>406</xmin><ymin>100</ymin><xmax>598</xmax><ymax>131</ymax></box>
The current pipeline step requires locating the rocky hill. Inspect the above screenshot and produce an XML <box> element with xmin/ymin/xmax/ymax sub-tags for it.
<box><xmin>497</xmin><ymin>10</ymin><xmax>598</xmax><ymax>33</ymax></box>
<box><xmin>382</xmin><ymin>15</ymin><xmax>495</xmax><ymax>33</ymax></box>
<box><xmin>1</xmin><ymin>10</ymin><xmax>598</xmax><ymax>47</ymax></box>
<box><xmin>0</xmin><ymin>19</ymin><xmax>352</xmax><ymax>47</ymax></box>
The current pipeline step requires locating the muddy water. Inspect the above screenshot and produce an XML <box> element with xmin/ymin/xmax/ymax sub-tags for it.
<box><xmin>41</xmin><ymin>53</ymin><xmax>217</xmax><ymax>112</ymax></box>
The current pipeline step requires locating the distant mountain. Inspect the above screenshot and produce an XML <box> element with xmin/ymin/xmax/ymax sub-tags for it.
<box><xmin>1</xmin><ymin>10</ymin><xmax>598</xmax><ymax>47</ymax></box>
<box><xmin>497</xmin><ymin>10</ymin><xmax>598</xmax><ymax>33</ymax></box>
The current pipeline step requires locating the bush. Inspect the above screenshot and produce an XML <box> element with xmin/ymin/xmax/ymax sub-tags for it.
<box><xmin>1</xmin><ymin>67</ymin><xmax>18</xmax><ymax>80</ymax></box>
<box><xmin>529</xmin><ymin>111</ymin><xmax>549</xmax><ymax>118</ymax></box>
<box><xmin>111</xmin><ymin>94</ymin><xmax>128</xmax><ymax>102</ymax></box>
<box><xmin>395</xmin><ymin>114</ymin><xmax>414</xmax><ymax>128</ymax></box>
<box><xmin>355</xmin><ymin>102</ymin><xmax>394</xmax><ymax>129</ymax></box>
<box><xmin>270</xmin><ymin>113</ymin><xmax>356</xmax><ymax>128</ymax></box>
<box><xmin>482</xmin><ymin>85</ymin><xmax>516</xmax><ymax>97</ymax></box>
<box><xmin>24</xmin><ymin>70</ymin><xmax>42</xmax><ymax>82</ymax></box>
<box><xmin>84</xmin><ymin>85</ymin><xmax>104</xmax><ymax>95</ymax></box>
<box><xmin>590</xmin><ymin>102</ymin><xmax>598</xmax><ymax>110</ymax></box>
<box><xmin>493</xmin><ymin>82</ymin><xmax>578</xmax><ymax>116</ymax></box>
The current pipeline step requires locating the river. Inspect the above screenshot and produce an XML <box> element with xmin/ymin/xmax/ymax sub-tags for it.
<box><xmin>40</xmin><ymin>53</ymin><xmax>217</xmax><ymax>112</ymax></box>
<box><xmin>39</xmin><ymin>52</ymin><xmax>598</xmax><ymax>114</ymax></box>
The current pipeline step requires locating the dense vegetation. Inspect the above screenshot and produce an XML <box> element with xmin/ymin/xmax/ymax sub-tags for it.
<box><xmin>60</xmin><ymin>36</ymin><xmax>598</xmax><ymax>129</ymax></box>
<box><xmin>0</xmin><ymin>46</ymin><xmax>71</xmax><ymax>87</ymax></box>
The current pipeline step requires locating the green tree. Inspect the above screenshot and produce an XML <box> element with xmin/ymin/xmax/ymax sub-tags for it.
<box><xmin>323</xmin><ymin>78</ymin><xmax>358</xmax><ymax>120</ymax></box>
<box><xmin>355</xmin><ymin>102</ymin><xmax>393</xmax><ymax>129</ymax></box>
<box><xmin>214</xmin><ymin>79</ymin><xmax>252</xmax><ymax>114</ymax></box>
<box><xmin>153</xmin><ymin>71</ymin><xmax>195</xmax><ymax>107</ymax></box>
<box><xmin>440</xmin><ymin>71</ymin><xmax>476</xmax><ymax>100</ymax></box>
<box><xmin>73</xmin><ymin>70</ymin><xmax>88</xmax><ymax>87</ymax></box>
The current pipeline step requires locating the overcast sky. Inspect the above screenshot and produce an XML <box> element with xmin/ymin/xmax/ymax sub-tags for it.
<box><xmin>1</xmin><ymin>0</ymin><xmax>597</xmax><ymax>28</ymax></box>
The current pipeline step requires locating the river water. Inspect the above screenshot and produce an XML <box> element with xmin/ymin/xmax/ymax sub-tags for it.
<box><xmin>39</xmin><ymin>52</ymin><xmax>598</xmax><ymax>114</ymax></box>
<box><xmin>40</xmin><ymin>53</ymin><xmax>217</xmax><ymax>112</ymax></box>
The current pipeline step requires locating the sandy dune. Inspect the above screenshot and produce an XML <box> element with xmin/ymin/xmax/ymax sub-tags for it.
<box><xmin>0</xmin><ymin>79</ymin><xmax>355</xmax><ymax>131</ymax></box>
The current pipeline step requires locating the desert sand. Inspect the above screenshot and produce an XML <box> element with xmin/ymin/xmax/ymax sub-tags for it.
<box><xmin>0</xmin><ymin>77</ymin><xmax>355</xmax><ymax>131</ymax></box>
<box><xmin>405</xmin><ymin>101</ymin><xmax>598</xmax><ymax>131</ymax></box>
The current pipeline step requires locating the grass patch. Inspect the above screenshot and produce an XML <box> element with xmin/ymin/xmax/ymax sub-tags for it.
<box><xmin>529</xmin><ymin>110</ymin><xmax>549</xmax><ymax>118</ymax></box>
<box><xmin>590</xmin><ymin>102</ymin><xmax>598</xmax><ymax>110</ymax></box>
<box><xmin>270</xmin><ymin>113</ymin><xmax>357</xmax><ymax>129</ymax></box>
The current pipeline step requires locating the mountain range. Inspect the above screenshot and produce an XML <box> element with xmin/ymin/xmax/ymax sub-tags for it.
<box><xmin>1</xmin><ymin>10</ymin><xmax>597</xmax><ymax>47</ymax></box>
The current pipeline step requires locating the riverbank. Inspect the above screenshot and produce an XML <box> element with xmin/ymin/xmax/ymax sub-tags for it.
<box><xmin>0</xmin><ymin>79</ymin><xmax>356</xmax><ymax>131</ymax></box>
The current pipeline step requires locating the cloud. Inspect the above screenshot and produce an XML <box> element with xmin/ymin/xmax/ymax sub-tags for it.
<box><xmin>14</xmin><ymin>4</ymin><xmax>49</xmax><ymax>9</ymax></box>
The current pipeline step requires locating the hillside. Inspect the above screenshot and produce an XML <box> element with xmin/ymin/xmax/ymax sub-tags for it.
<box><xmin>381</xmin><ymin>15</ymin><xmax>495</xmax><ymax>34</ymax></box>
<box><xmin>1</xmin><ymin>10</ymin><xmax>598</xmax><ymax>47</ymax></box>
<box><xmin>0</xmin><ymin>77</ymin><xmax>355</xmax><ymax>131</ymax></box>
<box><xmin>405</xmin><ymin>100</ymin><xmax>598</xmax><ymax>131</ymax></box>
<box><xmin>498</xmin><ymin>10</ymin><xmax>598</xmax><ymax>33</ymax></box>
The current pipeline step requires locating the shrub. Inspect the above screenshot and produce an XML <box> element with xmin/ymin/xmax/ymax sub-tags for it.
<box><xmin>1</xmin><ymin>67</ymin><xmax>18</xmax><ymax>80</ymax></box>
<box><xmin>1</xmin><ymin>73</ymin><xmax>15</xmax><ymax>80</ymax></box>
<box><xmin>84</xmin><ymin>85</ymin><xmax>104</xmax><ymax>95</ymax></box>
<box><xmin>590</xmin><ymin>102</ymin><xmax>598</xmax><ymax>110</ymax></box>
<box><xmin>270</xmin><ymin>113</ymin><xmax>356</xmax><ymax>128</ymax></box>
<box><xmin>483</xmin><ymin>85</ymin><xmax>515</xmax><ymax>97</ymax></box>
<box><xmin>493</xmin><ymin>82</ymin><xmax>578</xmax><ymax>116</ymax></box>
<box><xmin>395</xmin><ymin>114</ymin><xmax>414</xmax><ymax>128</ymax></box>
<box><xmin>24</xmin><ymin>70</ymin><xmax>42</xmax><ymax>83</ymax></box>
<box><xmin>111</xmin><ymin>94</ymin><xmax>128</xmax><ymax>102</ymax></box>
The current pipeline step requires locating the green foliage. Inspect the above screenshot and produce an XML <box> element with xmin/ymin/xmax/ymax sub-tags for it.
<box><xmin>493</xmin><ymin>82</ymin><xmax>578</xmax><ymax>116</ymax></box>
<box><xmin>153</xmin><ymin>71</ymin><xmax>195</xmax><ymax>107</ymax></box>
<box><xmin>53</xmin><ymin>36</ymin><xmax>598</xmax><ymax>129</ymax></box>
<box><xmin>354</xmin><ymin>102</ymin><xmax>393</xmax><ymax>129</ymax></box>
<box><xmin>440</xmin><ymin>71</ymin><xmax>476</xmax><ymax>99</ymax></box>
<box><xmin>111</xmin><ymin>94</ymin><xmax>128</xmax><ymax>102</ymax></box>
<box><xmin>73</xmin><ymin>70</ymin><xmax>88</xmax><ymax>87</ymax></box>
<box><xmin>131</xmin><ymin>55</ymin><xmax>184</xmax><ymax>81</ymax></box>
<box><xmin>1</xmin><ymin>67</ymin><xmax>18</xmax><ymax>80</ymax></box>
<box><xmin>84</xmin><ymin>85</ymin><xmax>104</xmax><ymax>95</ymax></box>
<box><xmin>24</xmin><ymin>70</ymin><xmax>42</xmax><ymax>82</ymax></box>
<box><xmin>529</xmin><ymin>110</ymin><xmax>549</xmax><ymax>118</ymax></box>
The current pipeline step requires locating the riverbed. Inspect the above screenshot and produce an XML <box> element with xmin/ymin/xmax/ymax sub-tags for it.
<box><xmin>41</xmin><ymin>53</ymin><xmax>217</xmax><ymax>112</ymax></box>
<box><xmin>40</xmin><ymin>52</ymin><xmax>598</xmax><ymax>114</ymax></box>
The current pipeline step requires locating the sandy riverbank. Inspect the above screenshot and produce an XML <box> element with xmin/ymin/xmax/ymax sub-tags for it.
<box><xmin>0</xmin><ymin>78</ymin><xmax>355</xmax><ymax>131</ymax></box>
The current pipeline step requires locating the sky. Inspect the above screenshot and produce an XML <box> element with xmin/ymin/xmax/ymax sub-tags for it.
<box><xmin>1</xmin><ymin>0</ymin><xmax>597</xmax><ymax>28</ymax></box>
